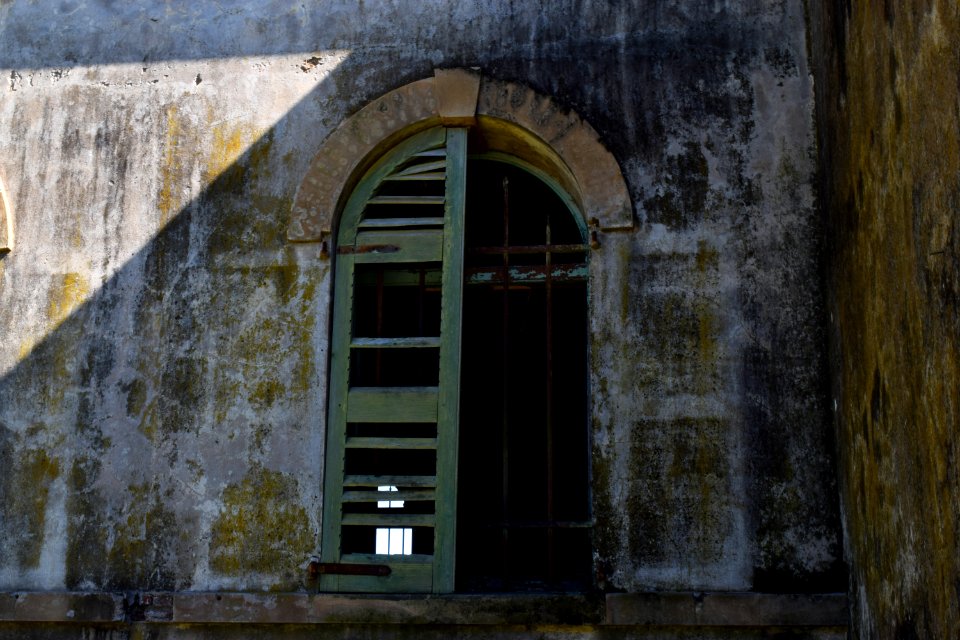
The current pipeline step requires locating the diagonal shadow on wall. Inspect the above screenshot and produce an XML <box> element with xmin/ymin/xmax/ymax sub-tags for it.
<box><xmin>0</xmin><ymin>0</ymin><xmax>660</xmax><ymax>592</ymax></box>
<box><xmin>0</xmin><ymin>0</ymin><xmax>846</xmax><ymax>594</ymax></box>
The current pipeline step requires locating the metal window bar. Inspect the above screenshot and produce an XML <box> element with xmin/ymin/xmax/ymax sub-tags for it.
<box><xmin>500</xmin><ymin>175</ymin><xmax>511</xmax><ymax>581</ymax></box>
<box><xmin>545</xmin><ymin>213</ymin><xmax>555</xmax><ymax>582</ymax></box>
<box><xmin>457</xmin><ymin>159</ymin><xmax>590</xmax><ymax>591</ymax></box>
<box><xmin>485</xmin><ymin>177</ymin><xmax>583</xmax><ymax>584</ymax></box>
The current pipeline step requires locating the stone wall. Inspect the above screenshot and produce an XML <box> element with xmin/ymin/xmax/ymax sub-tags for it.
<box><xmin>0</xmin><ymin>0</ymin><xmax>841</xmax><ymax>601</ymax></box>
<box><xmin>809</xmin><ymin>0</ymin><xmax>960</xmax><ymax>637</ymax></box>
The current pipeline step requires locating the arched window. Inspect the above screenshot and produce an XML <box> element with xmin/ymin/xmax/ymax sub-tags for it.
<box><xmin>318</xmin><ymin>125</ymin><xmax>591</xmax><ymax>593</ymax></box>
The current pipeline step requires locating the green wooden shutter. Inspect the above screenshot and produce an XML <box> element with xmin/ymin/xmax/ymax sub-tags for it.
<box><xmin>320</xmin><ymin>127</ymin><xmax>467</xmax><ymax>593</ymax></box>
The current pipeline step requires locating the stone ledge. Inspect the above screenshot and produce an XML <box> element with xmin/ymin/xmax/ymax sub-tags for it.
<box><xmin>0</xmin><ymin>592</ymin><xmax>124</xmax><ymax>623</ymax></box>
<box><xmin>0</xmin><ymin>591</ymin><xmax>847</xmax><ymax>627</ymax></box>
<box><xmin>605</xmin><ymin>592</ymin><xmax>849</xmax><ymax>627</ymax></box>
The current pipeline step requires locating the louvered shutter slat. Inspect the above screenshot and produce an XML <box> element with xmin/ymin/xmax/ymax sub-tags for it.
<box><xmin>345</xmin><ymin>387</ymin><xmax>439</xmax><ymax>423</ymax></box>
<box><xmin>352</xmin><ymin>228</ymin><xmax>444</xmax><ymax>263</ymax></box>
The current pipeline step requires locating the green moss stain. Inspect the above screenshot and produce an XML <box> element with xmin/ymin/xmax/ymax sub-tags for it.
<box><xmin>251</xmin><ymin>379</ymin><xmax>283</xmax><ymax>409</ymax></box>
<box><xmin>157</xmin><ymin>356</ymin><xmax>208</xmax><ymax>436</ymax></box>
<box><xmin>631</xmin><ymin>288</ymin><xmax>721</xmax><ymax>394</ymax></box>
<box><xmin>65</xmin><ymin>456</ymin><xmax>108</xmax><ymax>588</ymax></box>
<box><xmin>210</xmin><ymin>263</ymin><xmax>319</xmax><ymax>425</ymax></box>
<box><xmin>626</xmin><ymin>417</ymin><xmax>729</xmax><ymax>563</ymax></box>
<box><xmin>209</xmin><ymin>466</ymin><xmax>313</xmax><ymax>586</ymax></box>
<box><xmin>589</xmin><ymin>431</ymin><xmax>619</xmax><ymax>588</ymax></box>
<box><xmin>644</xmin><ymin>142</ymin><xmax>710</xmax><ymax>229</ymax></box>
<box><xmin>123</xmin><ymin>378</ymin><xmax>147</xmax><ymax>418</ymax></box>
<box><xmin>139</xmin><ymin>398</ymin><xmax>159</xmax><ymax>441</ymax></box>
<box><xmin>20</xmin><ymin>272</ymin><xmax>94</xmax><ymax>414</ymax></box>
<box><xmin>104</xmin><ymin>483</ymin><xmax>178</xmax><ymax>590</ymax></box>
<box><xmin>5</xmin><ymin>449</ymin><xmax>60</xmax><ymax>569</ymax></box>
<box><xmin>694</xmin><ymin>300</ymin><xmax>718</xmax><ymax>393</ymax></box>
<box><xmin>66</xmin><ymin>468</ymin><xmax>184</xmax><ymax>590</ymax></box>
<box><xmin>204</xmin><ymin>128</ymin><xmax>288</xmax><ymax>255</ymax></box>
<box><xmin>695</xmin><ymin>239</ymin><xmax>719</xmax><ymax>276</ymax></box>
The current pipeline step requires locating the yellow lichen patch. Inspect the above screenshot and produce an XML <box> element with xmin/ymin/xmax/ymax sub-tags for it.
<box><xmin>158</xmin><ymin>105</ymin><xmax>185</xmax><ymax>227</ymax></box>
<box><xmin>0</xmin><ymin>174</ymin><xmax>12</xmax><ymax>251</ymax></box>
<box><xmin>105</xmin><ymin>483</ymin><xmax>152</xmax><ymax>577</ymax></box>
<box><xmin>694</xmin><ymin>299</ymin><xmax>718</xmax><ymax>394</ymax></box>
<box><xmin>695</xmin><ymin>239</ymin><xmax>719</xmax><ymax>277</ymax></box>
<box><xmin>47</xmin><ymin>272</ymin><xmax>90</xmax><ymax>327</ymax></box>
<box><xmin>250</xmin><ymin>378</ymin><xmax>284</xmax><ymax>410</ymax></box>
<box><xmin>694</xmin><ymin>240</ymin><xmax>720</xmax><ymax>394</ymax></box>
<box><xmin>627</xmin><ymin>418</ymin><xmax>729</xmax><ymax>562</ymax></box>
<box><xmin>203</xmin><ymin>129</ymin><xmax>282</xmax><ymax>254</ymax></box>
<box><xmin>205</xmin><ymin>122</ymin><xmax>265</xmax><ymax>184</ymax></box>
<box><xmin>9</xmin><ymin>449</ymin><xmax>60</xmax><ymax>569</ymax></box>
<box><xmin>124</xmin><ymin>378</ymin><xmax>148</xmax><ymax>418</ymax></box>
<box><xmin>17</xmin><ymin>337</ymin><xmax>35</xmax><ymax>361</ymax></box>
<box><xmin>212</xmin><ymin>377</ymin><xmax>241</xmax><ymax>425</ymax></box>
<box><xmin>209</xmin><ymin>466</ymin><xmax>312</xmax><ymax>584</ymax></box>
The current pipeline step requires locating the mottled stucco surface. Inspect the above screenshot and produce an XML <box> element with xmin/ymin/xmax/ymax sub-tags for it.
<box><xmin>0</xmin><ymin>0</ymin><xmax>841</xmax><ymax>598</ymax></box>
<box><xmin>809</xmin><ymin>1</ymin><xmax>960</xmax><ymax>638</ymax></box>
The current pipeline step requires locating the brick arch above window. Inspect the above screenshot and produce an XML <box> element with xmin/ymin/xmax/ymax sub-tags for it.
<box><xmin>289</xmin><ymin>69</ymin><xmax>632</xmax><ymax>244</ymax></box>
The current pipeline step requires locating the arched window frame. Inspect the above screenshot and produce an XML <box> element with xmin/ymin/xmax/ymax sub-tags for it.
<box><xmin>292</xmin><ymin>70</ymin><xmax>633</xmax><ymax>594</ymax></box>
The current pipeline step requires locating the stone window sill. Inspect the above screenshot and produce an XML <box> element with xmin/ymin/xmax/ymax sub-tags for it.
<box><xmin>0</xmin><ymin>591</ymin><xmax>847</xmax><ymax>628</ymax></box>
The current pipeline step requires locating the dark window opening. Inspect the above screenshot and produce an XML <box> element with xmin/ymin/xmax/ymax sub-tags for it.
<box><xmin>456</xmin><ymin>160</ymin><xmax>591</xmax><ymax>592</ymax></box>
<box><xmin>352</xmin><ymin>263</ymin><xmax>442</xmax><ymax>339</ymax></box>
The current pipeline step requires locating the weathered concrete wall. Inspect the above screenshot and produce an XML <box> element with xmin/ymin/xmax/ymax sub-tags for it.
<box><xmin>808</xmin><ymin>0</ymin><xmax>960</xmax><ymax>637</ymax></box>
<box><xmin>0</xmin><ymin>0</ymin><xmax>841</xmax><ymax>597</ymax></box>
